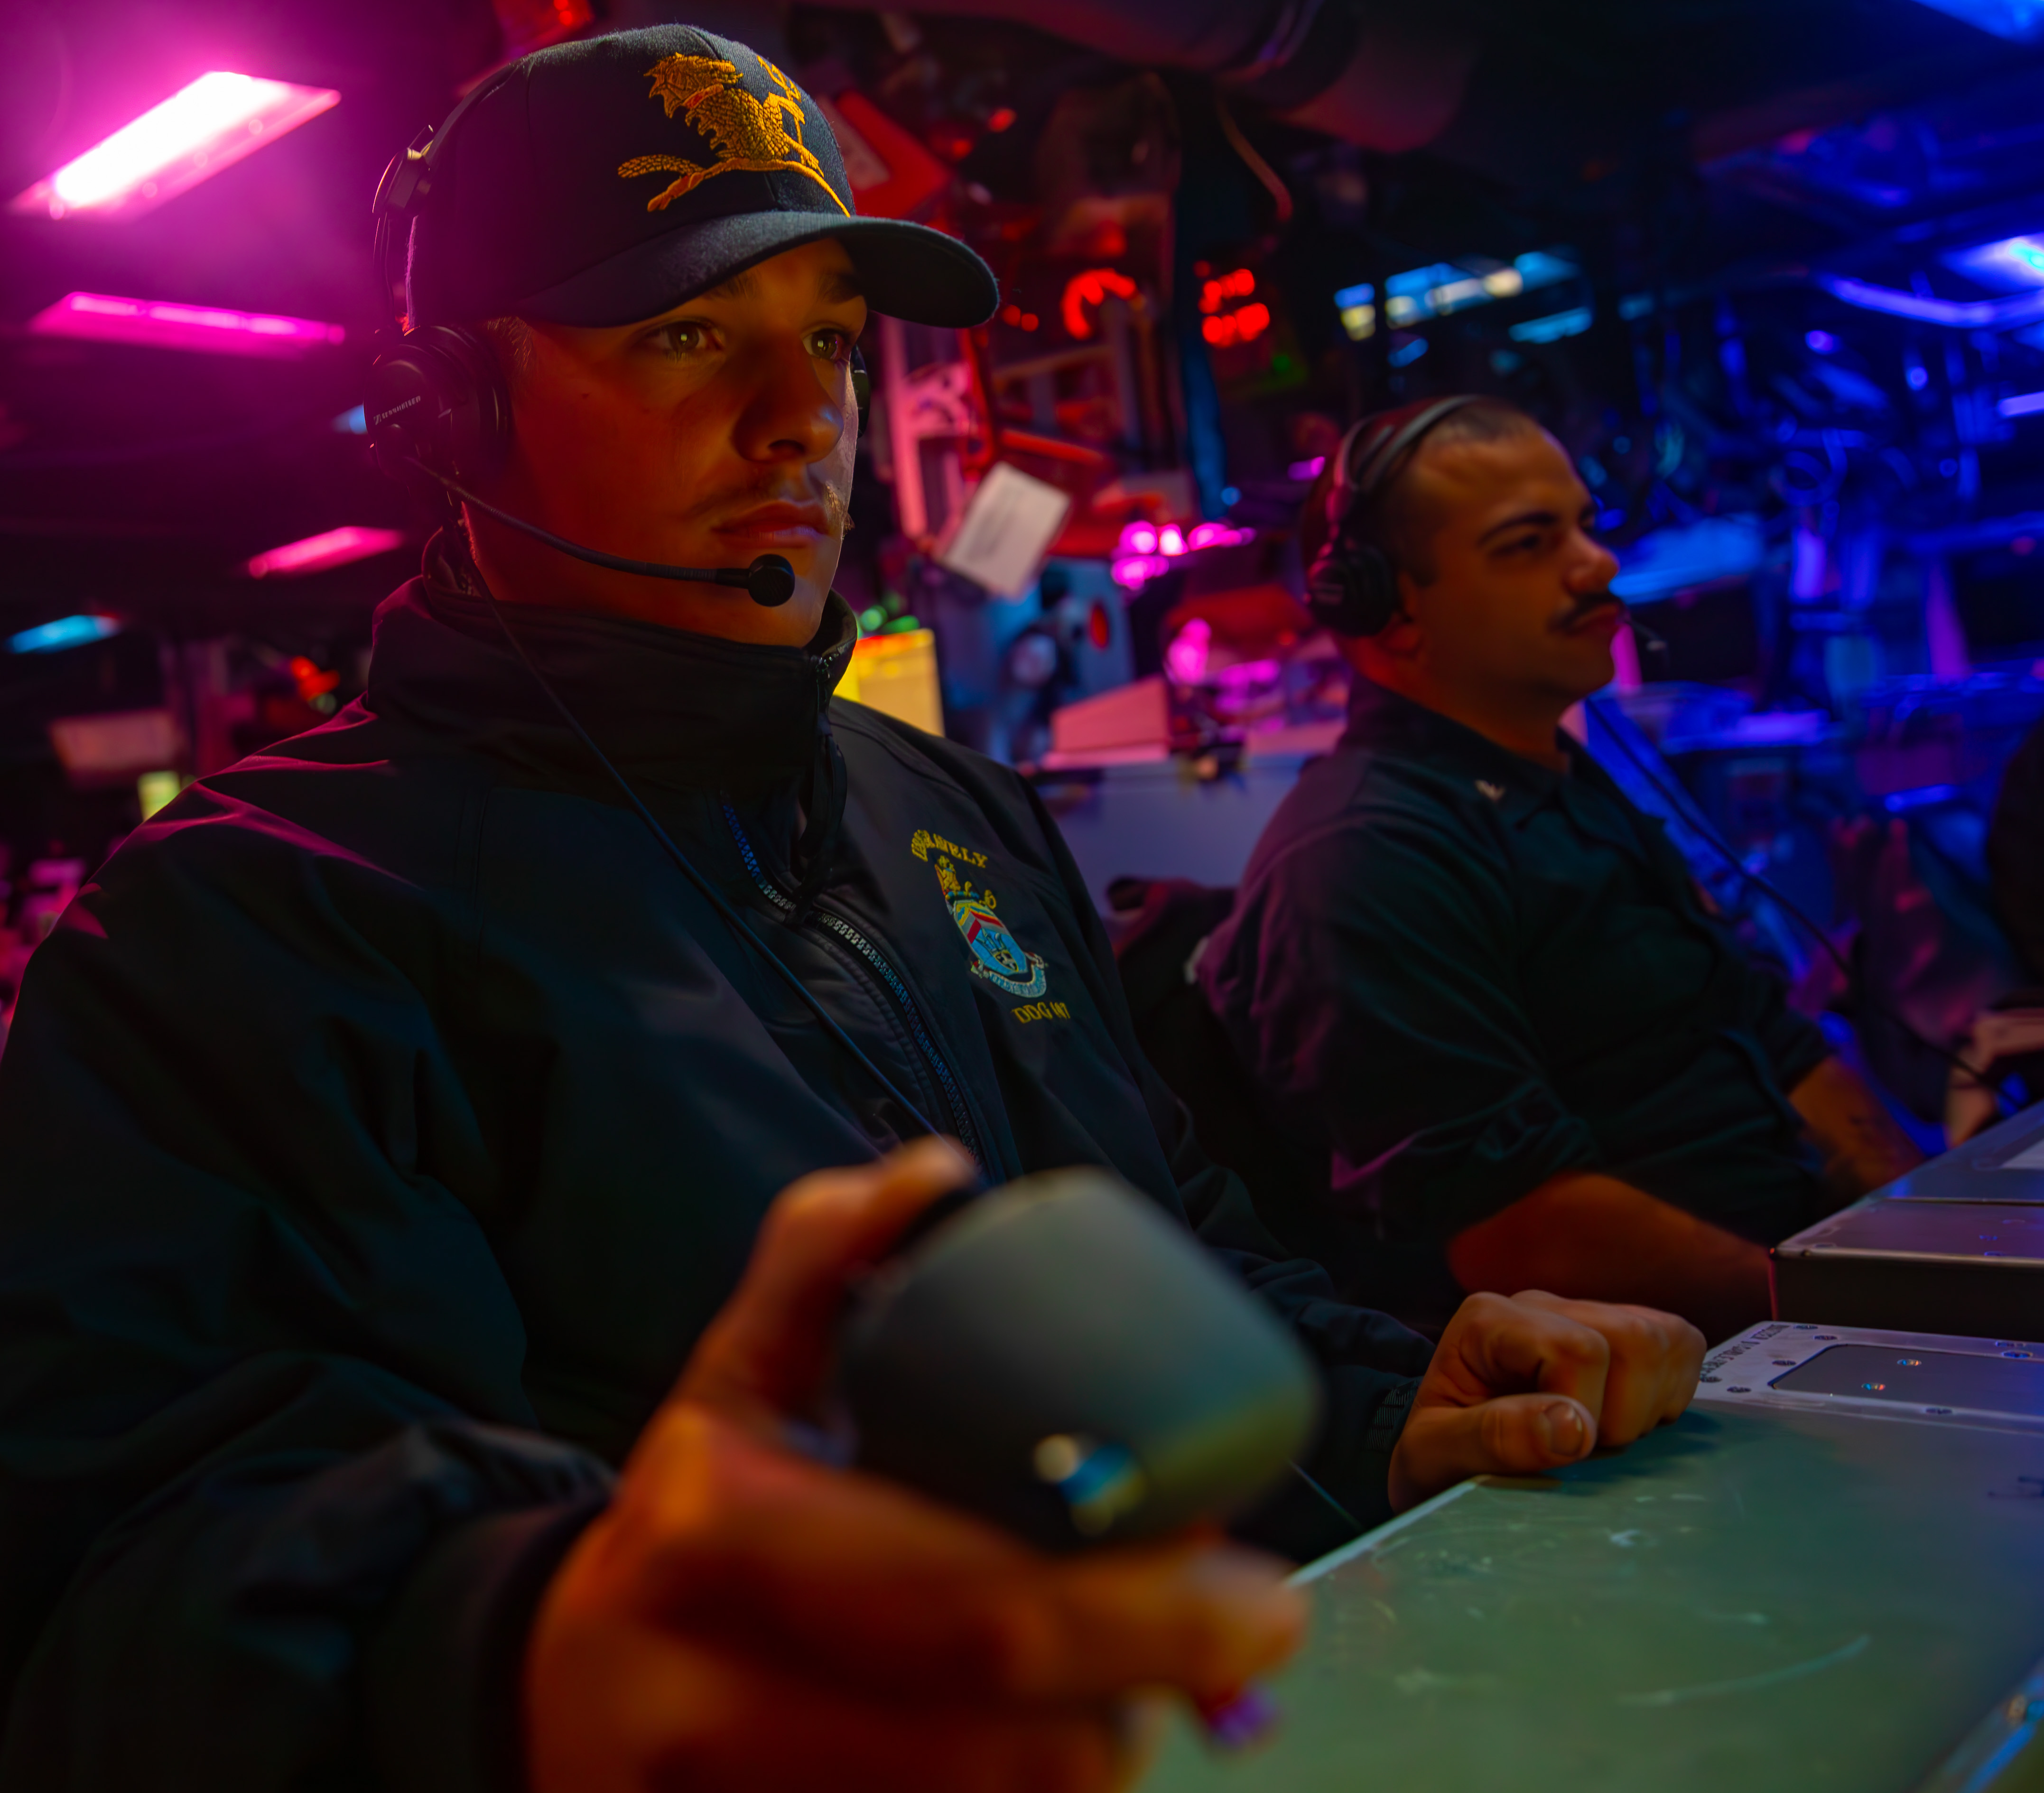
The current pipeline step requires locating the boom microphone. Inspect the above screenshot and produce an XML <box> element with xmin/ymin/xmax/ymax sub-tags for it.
<box><xmin>1617</xmin><ymin>599</ymin><xmax>1671</xmax><ymax>659</ymax></box>
<box><xmin>403</xmin><ymin>458</ymin><xmax>799</xmax><ymax>607</ymax></box>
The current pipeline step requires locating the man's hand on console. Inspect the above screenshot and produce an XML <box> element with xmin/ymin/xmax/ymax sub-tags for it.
<box><xmin>523</xmin><ymin>1139</ymin><xmax>1307</xmax><ymax>1793</ymax></box>
<box><xmin>1387</xmin><ymin>1290</ymin><xmax>1705</xmax><ymax>1513</ymax></box>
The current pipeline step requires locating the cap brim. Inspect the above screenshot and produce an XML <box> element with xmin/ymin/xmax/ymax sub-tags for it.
<box><xmin>516</xmin><ymin>210</ymin><xmax>998</xmax><ymax>329</ymax></box>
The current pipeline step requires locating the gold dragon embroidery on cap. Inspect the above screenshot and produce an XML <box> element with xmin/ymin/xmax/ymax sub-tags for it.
<box><xmin>619</xmin><ymin>53</ymin><xmax>849</xmax><ymax>216</ymax></box>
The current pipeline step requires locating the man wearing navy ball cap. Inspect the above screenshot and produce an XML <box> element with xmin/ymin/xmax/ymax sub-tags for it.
<box><xmin>0</xmin><ymin>27</ymin><xmax>1702</xmax><ymax>1791</ymax></box>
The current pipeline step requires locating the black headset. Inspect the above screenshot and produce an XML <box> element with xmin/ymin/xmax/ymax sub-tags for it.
<box><xmin>1305</xmin><ymin>394</ymin><xmax>1485</xmax><ymax>637</ymax></box>
<box><xmin>363</xmin><ymin>75</ymin><xmax>867</xmax><ymax>610</ymax></box>
<box><xmin>365</xmin><ymin>71</ymin><xmax>521</xmax><ymax>498</ymax></box>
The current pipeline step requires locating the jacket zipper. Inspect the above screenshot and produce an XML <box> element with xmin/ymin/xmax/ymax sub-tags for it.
<box><xmin>721</xmin><ymin>800</ymin><xmax>986</xmax><ymax>1170</ymax></box>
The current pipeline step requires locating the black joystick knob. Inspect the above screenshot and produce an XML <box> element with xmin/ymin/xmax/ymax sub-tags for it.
<box><xmin>841</xmin><ymin>1167</ymin><xmax>1320</xmax><ymax>1551</ymax></box>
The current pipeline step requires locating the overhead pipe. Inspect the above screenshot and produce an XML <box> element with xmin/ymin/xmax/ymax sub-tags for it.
<box><xmin>801</xmin><ymin>0</ymin><xmax>1478</xmax><ymax>153</ymax></box>
<box><xmin>1816</xmin><ymin>273</ymin><xmax>2044</xmax><ymax>331</ymax></box>
<box><xmin>1618</xmin><ymin>266</ymin><xmax>2044</xmax><ymax>335</ymax></box>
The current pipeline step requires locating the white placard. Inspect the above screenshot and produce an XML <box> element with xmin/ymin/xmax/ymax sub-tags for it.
<box><xmin>937</xmin><ymin>461</ymin><xmax>1073</xmax><ymax>598</ymax></box>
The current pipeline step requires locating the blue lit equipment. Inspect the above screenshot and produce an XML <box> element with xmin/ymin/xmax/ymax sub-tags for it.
<box><xmin>1904</xmin><ymin>0</ymin><xmax>2044</xmax><ymax>40</ymax></box>
<box><xmin>1609</xmin><ymin>516</ymin><xmax>1766</xmax><ymax>605</ymax></box>
<box><xmin>8</xmin><ymin>615</ymin><xmax>120</xmax><ymax>654</ymax></box>
<box><xmin>1945</xmin><ymin>233</ymin><xmax>2044</xmax><ymax>290</ymax></box>
<box><xmin>1335</xmin><ymin>248</ymin><xmax>1579</xmax><ymax>341</ymax></box>
<box><xmin>1510</xmin><ymin>306</ymin><xmax>1593</xmax><ymax>344</ymax></box>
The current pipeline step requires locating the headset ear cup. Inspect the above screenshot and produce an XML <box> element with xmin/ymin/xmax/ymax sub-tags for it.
<box><xmin>437</xmin><ymin>327</ymin><xmax>512</xmax><ymax>484</ymax></box>
<box><xmin>1307</xmin><ymin>544</ymin><xmax>1400</xmax><ymax>637</ymax></box>
<box><xmin>1345</xmin><ymin>545</ymin><xmax>1401</xmax><ymax>635</ymax></box>
<box><xmin>364</xmin><ymin>344</ymin><xmax>448</xmax><ymax>498</ymax></box>
<box><xmin>1306</xmin><ymin>556</ymin><xmax>1360</xmax><ymax>634</ymax></box>
<box><xmin>1306</xmin><ymin>394</ymin><xmax>1485</xmax><ymax>637</ymax></box>
<box><xmin>364</xmin><ymin>325</ymin><xmax>511</xmax><ymax>499</ymax></box>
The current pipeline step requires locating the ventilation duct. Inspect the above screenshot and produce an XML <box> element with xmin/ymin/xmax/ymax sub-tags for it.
<box><xmin>799</xmin><ymin>0</ymin><xmax>1477</xmax><ymax>153</ymax></box>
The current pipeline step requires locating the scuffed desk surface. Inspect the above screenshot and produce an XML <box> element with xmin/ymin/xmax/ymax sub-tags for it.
<box><xmin>1143</xmin><ymin>1398</ymin><xmax>2044</xmax><ymax>1793</ymax></box>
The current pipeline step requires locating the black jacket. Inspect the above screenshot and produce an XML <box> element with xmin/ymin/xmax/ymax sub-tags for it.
<box><xmin>0</xmin><ymin>562</ymin><xmax>1429</xmax><ymax>1790</ymax></box>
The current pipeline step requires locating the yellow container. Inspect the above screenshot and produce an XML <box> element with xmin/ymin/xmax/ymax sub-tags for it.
<box><xmin>839</xmin><ymin>627</ymin><xmax>942</xmax><ymax>736</ymax></box>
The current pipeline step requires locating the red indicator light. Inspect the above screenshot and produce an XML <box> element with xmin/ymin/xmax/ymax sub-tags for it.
<box><xmin>1201</xmin><ymin>301</ymin><xmax>1271</xmax><ymax>348</ymax></box>
<box><xmin>287</xmin><ymin>656</ymin><xmax>340</xmax><ymax>702</ymax></box>
<box><xmin>1061</xmin><ymin>267</ymin><xmax>1138</xmax><ymax>339</ymax></box>
<box><xmin>1198</xmin><ymin>268</ymin><xmax>1257</xmax><ymax>314</ymax></box>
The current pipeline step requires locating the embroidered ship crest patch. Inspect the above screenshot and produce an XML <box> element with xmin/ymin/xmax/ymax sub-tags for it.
<box><xmin>915</xmin><ymin>833</ymin><xmax>1048</xmax><ymax>999</ymax></box>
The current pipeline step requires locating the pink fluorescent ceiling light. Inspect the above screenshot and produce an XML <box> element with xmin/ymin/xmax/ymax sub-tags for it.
<box><xmin>12</xmin><ymin>72</ymin><xmax>339</xmax><ymax>221</ymax></box>
<box><xmin>245</xmin><ymin>527</ymin><xmax>408</xmax><ymax>579</ymax></box>
<box><xmin>30</xmin><ymin>292</ymin><xmax>345</xmax><ymax>359</ymax></box>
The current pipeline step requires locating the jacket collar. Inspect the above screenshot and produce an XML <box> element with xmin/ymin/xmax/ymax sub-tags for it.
<box><xmin>362</xmin><ymin>532</ymin><xmax>857</xmax><ymax>794</ymax></box>
<box><xmin>1341</xmin><ymin>676</ymin><xmax>1577</xmax><ymax>822</ymax></box>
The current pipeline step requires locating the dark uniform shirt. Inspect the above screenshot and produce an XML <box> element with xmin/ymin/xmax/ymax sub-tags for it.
<box><xmin>1991</xmin><ymin>713</ymin><xmax>2044</xmax><ymax>984</ymax></box>
<box><xmin>0</xmin><ymin>555</ymin><xmax>1429</xmax><ymax>1792</ymax></box>
<box><xmin>1202</xmin><ymin>677</ymin><xmax>1831</xmax><ymax>1326</ymax></box>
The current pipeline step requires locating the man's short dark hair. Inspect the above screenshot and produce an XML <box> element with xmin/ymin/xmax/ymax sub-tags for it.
<box><xmin>478</xmin><ymin>315</ymin><xmax>535</xmax><ymax>386</ymax></box>
<box><xmin>1299</xmin><ymin>398</ymin><xmax>1542</xmax><ymax>588</ymax></box>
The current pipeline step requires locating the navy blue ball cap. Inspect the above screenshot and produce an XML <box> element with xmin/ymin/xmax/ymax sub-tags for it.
<box><xmin>404</xmin><ymin>25</ymin><xmax>997</xmax><ymax>330</ymax></box>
